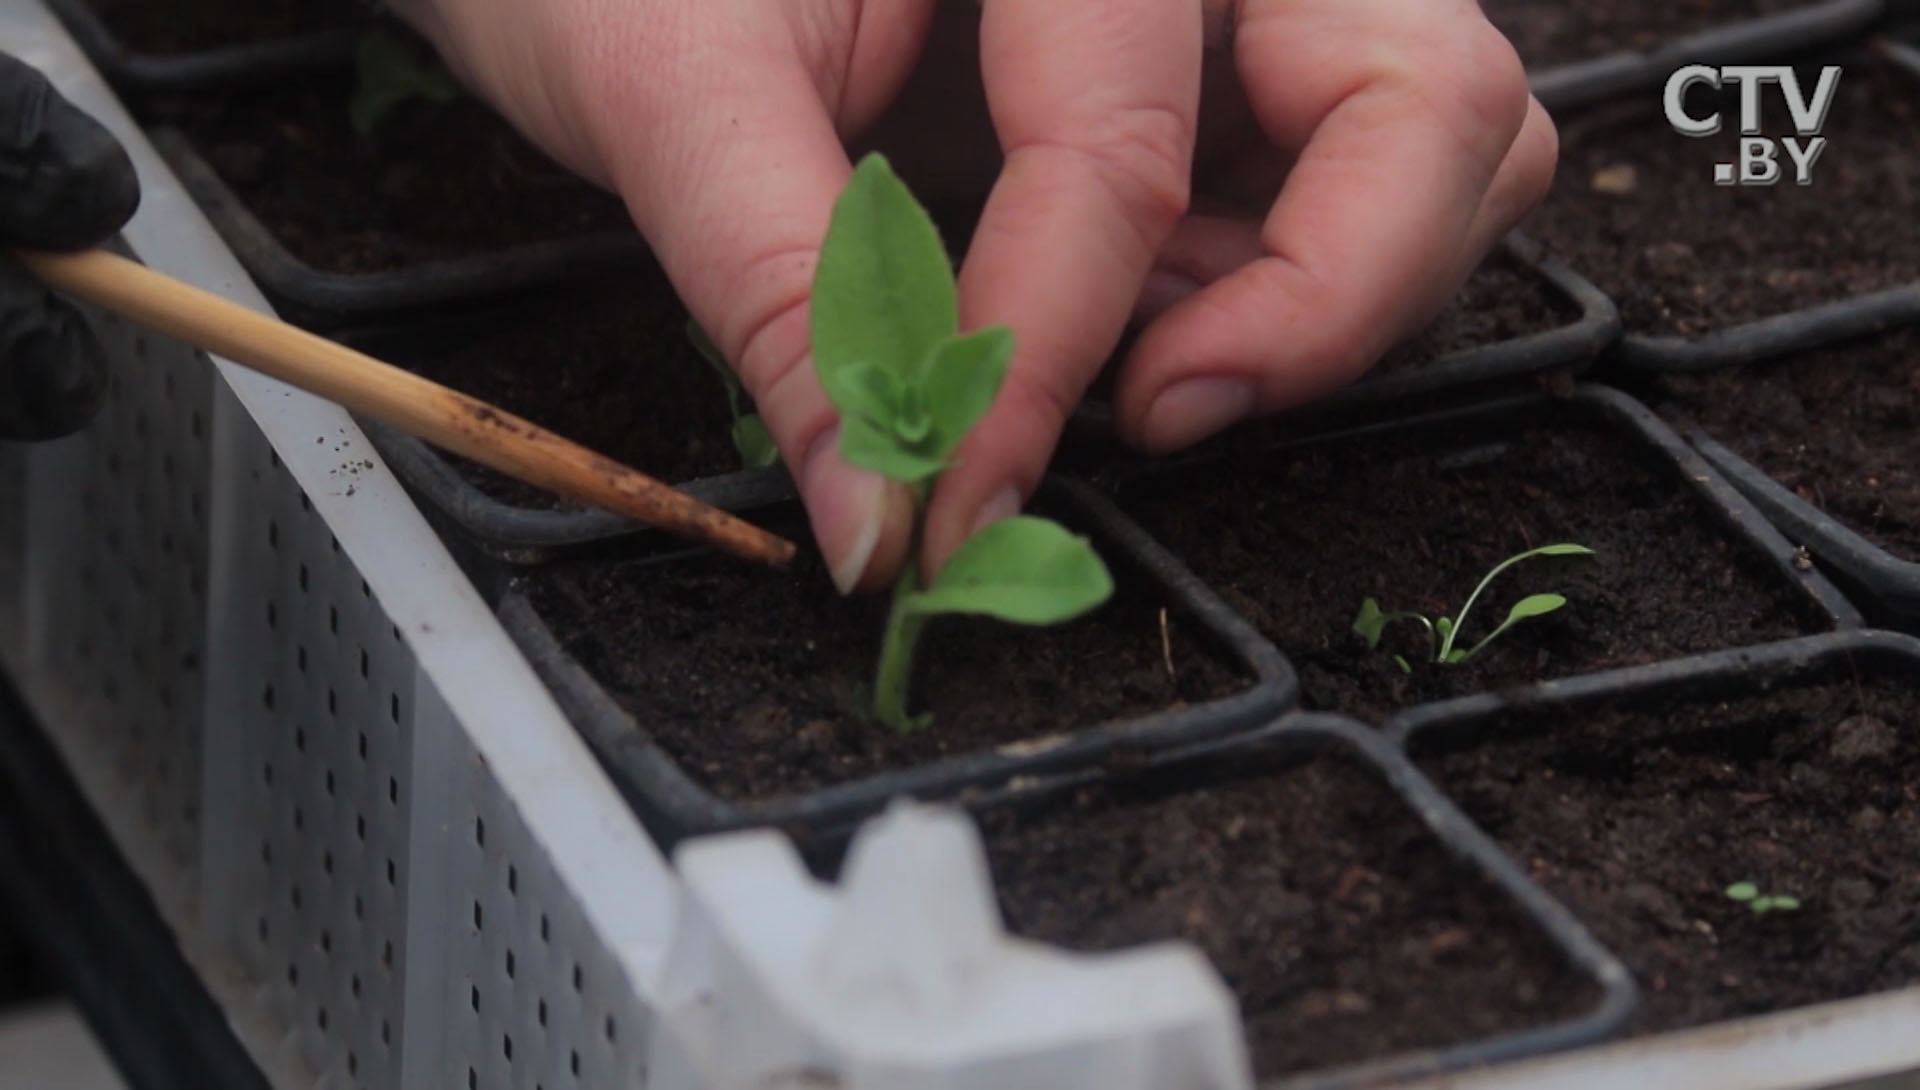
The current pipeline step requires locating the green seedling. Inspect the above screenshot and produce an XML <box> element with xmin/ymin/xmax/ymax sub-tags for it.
<box><xmin>814</xmin><ymin>154</ymin><xmax>1113</xmax><ymax>731</ymax></box>
<box><xmin>350</xmin><ymin>28</ymin><xmax>462</xmax><ymax>136</ymax></box>
<box><xmin>688</xmin><ymin>321</ymin><xmax>779</xmax><ymax>469</ymax></box>
<box><xmin>1353</xmin><ymin>543</ymin><xmax>1594</xmax><ymax>672</ymax></box>
<box><xmin>1726</xmin><ymin>882</ymin><xmax>1801</xmax><ymax>915</ymax></box>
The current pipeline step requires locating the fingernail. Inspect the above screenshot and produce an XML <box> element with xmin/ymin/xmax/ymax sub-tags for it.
<box><xmin>969</xmin><ymin>485</ymin><xmax>1023</xmax><ymax>537</ymax></box>
<box><xmin>1141</xmin><ymin>376</ymin><xmax>1254</xmax><ymax>451</ymax></box>
<box><xmin>804</xmin><ymin>431</ymin><xmax>889</xmax><ymax>596</ymax></box>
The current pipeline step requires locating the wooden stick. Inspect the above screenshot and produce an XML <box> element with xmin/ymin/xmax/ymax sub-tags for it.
<box><xmin>16</xmin><ymin>248</ymin><xmax>797</xmax><ymax>569</ymax></box>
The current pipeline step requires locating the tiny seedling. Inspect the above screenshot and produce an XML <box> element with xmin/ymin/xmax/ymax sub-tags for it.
<box><xmin>814</xmin><ymin>154</ymin><xmax>1113</xmax><ymax>731</ymax></box>
<box><xmin>688</xmin><ymin>321</ymin><xmax>779</xmax><ymax>469</ymax></box>
<box><xmin>1726</xmin><ymin>882</ymin><xmax>1801</xmax><ymax>915</ymax></box>
<box><xmin>350</xmin><ymin>28</ymin><xmax>462</xmax><ymax>136</ymax></box>
<box><xmin>1353</xmin><ymin>543</ymin><xmax>1594</xmax><ymax>672</ymax></box>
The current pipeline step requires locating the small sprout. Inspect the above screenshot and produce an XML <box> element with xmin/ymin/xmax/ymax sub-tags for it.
<box><xmin>813</xmin><ymin>155</ymin><xmax>1113</xmax><ymax>731</ymax></box>
<box><xmin>688</xmin><ymin>321</ymin><xmax>779</xmax><ymax>469</ymax></box>
<box><xmin>1726</xmin><ymin>882</ymin><xmax>1801</xmax><ymax>915</ymax></box>
<box><xmin>350</xmin><ymin>28</ymin><xmax>462</xmax><ymax>136</ymax></box>
<box><xmin>1353</xmin><ymin>543</ymin><xmax>1593</xmax><ymax>668</ymax></box>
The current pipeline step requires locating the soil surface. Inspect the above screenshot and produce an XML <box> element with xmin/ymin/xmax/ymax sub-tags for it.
<box><xmin>1374</xmin><ymin>250</ymin><xmax>1579</xmax><ymax>375</ymax></box>
<box><xmin>364</xmin><ymin>275</ymin><xmax>746</xmax><ymax>509</ymax></box>
<box><xmin>1526</xmin><ymin>56</ymin><xmax>1920</xmax><ymax>338</ymax></box>
<box><xmin>1118</xmin><ymin>404</ymin><xmax>1813</xmax><ymax>724</ymax></box>
<box><xmin>978</xmin><ymin>749</ymin><xmax>1597</xmax><ymax>1080</ymax></box>
<box><xmin>151</xmin><ymin>71</ymin><xmax>633</xmax><ymax>274</ymax></box>
<box><xmin>78</xmin><ymin>0</ymin><xmax>360</xmax><ymax>55</ymax></box>
<box><xmin>1653</xmin><ymin>328</ymin><xmax>1920</xmax><ymax>563</ymax></box>
<box><xmin>1485</xmin><ymin>0</ymin><xmax>1813</xmax><ymax>69</ymax></box>
<box><xmin>519</xmin><ymin>508</ymin><xmax>1248</xmax><ymax>804</ymax></box>
<box><xmin>1415</xmin><ymin>675</ymin><xmax>1920</xmax><ymax>1034</ymax></box>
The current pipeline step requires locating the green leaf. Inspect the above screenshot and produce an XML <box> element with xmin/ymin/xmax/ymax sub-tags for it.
<box><xmin>1392</xmin><ymin>654</ymin><xmax>1412</xmax><ymax>674</ymax></box>
<box><xmin>1352</xmin><ymin>599</ymin><xmax>1389</xmax><ymax>649</ymax></box>
<box><xmin>904</xmin><ymin>516</ymin><xmax>1113</xmax><ymax>625</ymax></box>
<box><xmin>839</xmin><ymin>415</ymin><xmax>947</xmax><ymax>482</ymax></box>
<box><xmin>1533</xmin><ymin>544</ymin><xmax>1597</xmax><ymax>559</ymax></box>
<box><xmin>1725</xmin><ymin>882</ymin><xmax>1759</xmax><ymax>902</ymax></box>
<box><xmin>921</xmin><ymin>326</ymin><xmax>1013</xmax><ymax>457</ymax></box>
<box><xmin>350</xmin><ymin>28</ymin><xmax>461</xmax><ymax>137</ymax></box>
<box><xmin>1768</xmin><ymin>895</ymin><xmax>1801</xmax><ymax>911</ymax></box>
<box><xmin>1504</xmin><ymin>593</ymin><xmax>1568</xmax><ymax>625</ymax></box>
<box><xmin>826</xmin><ymin>362</ymin><xmax>905</xmax><ymax>430</ymax></box>
<box><xmin>731</xmin><ymin>415</ymin><xmax>779</xmax><ymax>468</ymax></box>
<box><xmin>893</xmin><ymin>384</ymin><xmax>934</xmax><ymax>444</ymax></box>
<box><xmin>812</xmin><ymin>154</ymin><xmax>957</xmax><ymax>408</ymax></box>
<box><xmin>1435</xmin><ymin>616</ymin><xmax>1455</xmax><ymax>647</ymax></box>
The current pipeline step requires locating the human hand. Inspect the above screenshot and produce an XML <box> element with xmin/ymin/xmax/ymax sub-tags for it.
<box><xmin>0</xmin><ymin>53</ymin><xmax>139</xmax><ymax>441</ymax></box>
<box><xmin>394</xmin><ymin>0</ymin><xmax>1552</xmax><ymax>591</ymax></box>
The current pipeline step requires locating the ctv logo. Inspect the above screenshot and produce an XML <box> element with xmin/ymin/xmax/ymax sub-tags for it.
<box><xmin>1663</xmin><ymin>64</ymin><xmax>1843</xmax><ymax>186</ymax></box>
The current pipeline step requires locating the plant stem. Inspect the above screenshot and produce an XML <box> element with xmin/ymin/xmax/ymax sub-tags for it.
<box><xmin>871</xmin><ymin>555</ymin><xmax>928</xmax><ymax>730</ymax></box>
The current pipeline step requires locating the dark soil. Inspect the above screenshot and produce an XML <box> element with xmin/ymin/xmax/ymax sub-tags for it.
<box><xmin>978</xmin><ymin>748</ymin><xmax>1597</xmax><ymax>1080</ymax></box>
<box><xmin>1373</xmin><ymin>251</ymin><xmax>1579</xmax><ymax>375</ymax></box>
<box><xmin>1118</xmin><ymin>404</ymin><xmax>1813</xmax><ymax>724</ymax></box>
<box><xmin>1414</xmin><ymin>675</ymin><xmax>1920</xmax><ymax>1034</ymax></box>
<box><xmin>1484</xmin><ymin>0</ymin><xmax>1814</xmax><ymax>70</ymax></box>
<box><xmin>151</xmin><ymin>72</ymin><xmax>633</xmax><ymax>274</ymax></box>
<box><xmin>1527</xmin><ymin>56</ymin><xmax>1920</xmax><ymax>338</ymax></box>
<box><xmin>1653</xmin><ymin>328</ymin><xmax>1920</xmax><ymax>562</ymax></box>
<box><xmin>518</xmin><ymin>508</ymin><xmax>1248</xmax><ymax>804</ymax></box>
<box><xmin>361</xmin><ymin>274</ymin><xmax>745</xmax><ymax>509</ymax></box>
<box><xmin>77</xmin><ymin>0</ymin><xmax>361</xmax><ymax>55</ymax></box>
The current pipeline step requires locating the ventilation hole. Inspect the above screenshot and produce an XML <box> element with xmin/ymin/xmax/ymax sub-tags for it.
<box><xmin>503</xmin><ymin>1035</ymin><xmax>512</xmax><ymax>1062</ymax></box>
<box><xmin>356</xmin><ymin>815</ymin><xmax>366</xmax><ymax>841</ymax></box>
<box><xmin>473</xmin><ymin>901</ymin><xmax>483</xmax><ymax>929</ymax></box>
<box><xmin>351</xmin><ymin>974</ymin><xmax>361</xmax><ymax>998</ymax></box>
<box><xmin>540</xmin><ymin>915</ymin><xmax>550</xmax><ymax>943</ymax></box>
<box><xmin>287</xmin><ymin>963</ymin><xmax>298</xmax><ymax>986</ymax></box>
<box><xmin>295</xmin><ymin>726</ymin><xmax>306</xmax><ymax>752</ymax></box>
<box><xmin>293</xmin><ymin>807</ymin><xmax>304</xmax><ymax>832</ymax></box>
<box><xmin>505</xmin><ymin>950</ymin><xmax>515</xmax><ymax>979</ymax></box>
<box><xmin>262</xmin><ymin>684</ymin><xmax>275</xmax><ymax>710</ymax></box>
<box><xmin>537</xmin><ymin>999</ymin><xmax>547</xmax><ymax>1027</ymax></box>
<box><xmin>573</xmin><ymin>964</ymin><xmax>582</xmax><ymax>992</ymax></box>
<box><xmin>320</xmin><ymin>930</ymin><xmax>332</xmax><ymax>953</ymax></box>
<box><xmin>570</xmin><ymin>1051</ymin><xmax>579</xmax><ymax>1077</ymax></box>
<box><xmin>331</xmin><ymin>535</ymin><xmax>340</xmax><ymax>554</ymax></box>
<box><xmin>388</xmin><ymin>777</ymin><xmax>397</xmax><ymax>805</ymax></box>
<box><xmin>358</xmin><ymin>732</ymin><xmax>367</xmax><ymax>759</ymax></box>
<box><xmin>299</xmin><ymin>563</ymin><xmax>309</xmax><ymax>591</ymax></box>
<box><xmin>270</xmin><ymin>451</ymin><xmax>281</xmax><ymax>470</ymax></box>
<box><xmin>299</xmin><ymin>492</ymin><xmax>311</xmax><ymax>513</ymax></box>
<box><xmin>261</xmin><ymin>841</ymin><xmax>272</xmax><ymax>865</ymax></box>
<box><xmin>323</xmin><ymin>850</ymin><xmax>334</xmax><ymax>875</ymax></box>
<box><xmin>389</xmin><ymin>693</ymin><xmax>400</xmax><ymax>723</ymax></box>
<box><xmin>381</xmin><ymin>1020</ymin><xmax>390</xmax><ymax>1045</ymax></box>
<box><xmin>297</xmin><ymin>645</ymin><xmax>307</xmax><ymax>673</ymax></box>
<box><xmin>387</xmin><ymin>858</ymin><xmax>396</xmax><ymax>885</ymax></box>
<box><xmin>263</xmin><ymin>762</ymin><xmax>273</xmax><ymax>786</ymax></box>
<box><xmin>348</xmin><ymin>1052</ymin><xmax>358</xmax><ymax>1078</ymax></box>
<box><xmin>265</xmin><ymin>602</ymin><xmax>276</xmax><ymax>629</ymax></box>
<box><xmin>507</xmin><ymin>867</ymin><xmax>517</xmax><ymax>895</ymax></box>
<box><xmin>470</xmin><ymin>984</ymin><xmax>480</xmax><ymax>1012</ymax></box>
<box><xmin>330</xmin><ymin>606</ymin><xmax>339</xmax><ymax>634</ymax></box>
<box><xmin>325</xmin><ymin>770</ymin><xmax>335</xmax><ymax>796</ymax></box>
<box><xmin>359</xmin><ymin>649</ymin><xmax>369</xmax><ymax>678</ymax></box>
<box><xmin>268</xmin><ymin>521</ymin><xmax>278</xmax><ymax>550</ymax></box>
<box><xmin>291</xmin><ymin>883</ymin><xmax>302</xmax><ymax>910</ymax></box>
<box><xmin>257</xmin><ymin>917</ymin><xmax>269</xmax><ymax>942</ymax></box>
<box><xmin>354</xmin><ymin>895</ymin><xmax>364</xmax><ymax>920</ymax></box>
<box><xmin>360</xmin><ymin>579</ymin><xmax>369</xmax><ymax>598</ymax></box>
<box><xmin>605</xmin><ymin>1016</ymin><xmax>615</xmax><ymax>1043</ymax></box>
<box><xmin>467</xmin><ymin>1068</ymin><xmax>476</xmax><ymax>1090</ymax></box>
<box><xmin>475</xmin><ymin>818</ymin><xmax>485</xmax><ymax>847</ymax></box>
<box><xmin>382</xmin><ymin>941</ymin><xmax>393</xmax><ymax>968</ymax></box>
<box><xmin>318</xmin><ymin>1007</ymin><xmax>328</xmax><ymax>1032</ymax></box>
<box><xmin>328</xmin><ymin>688</ymin><xmax>337</xmax><ymax>715</ymax></box>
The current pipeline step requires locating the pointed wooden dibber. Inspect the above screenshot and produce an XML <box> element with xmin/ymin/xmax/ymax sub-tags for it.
<box><xmin>15</xmin><ymin>247</ymin><xmax>796</xmax><ymax>569</ymax></box>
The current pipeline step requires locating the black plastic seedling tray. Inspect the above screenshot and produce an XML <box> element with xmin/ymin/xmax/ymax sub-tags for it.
<box><xmin>1689</xmin><ymin>431</ymin><xmax>1920</xmax><ymax>626</ymax></box>
<box><xmin>151</xmin><ymin>128</ymin><xmax>653</xmax><ymax>330</ymax></box>
<box><xmin>1561</xmin><ymin>37</ymin><xmax>1920</xmax><ymax>373</ymax></box>
<box><xmin>499</xmin><ymin>474</ymin><xmax>1293</xmax><ymax>851</ymax></box>
<box><xmin>1518</xmin><ymin>0</ymin><xmax>1885</xmax><ymax>113</ymax></box>
<box><xmin>938</xmin><ymin>714</ymin><xmax>1635</xmax><ymax>1090</ymax></box>
<box><xmin>46</xmin><ymin>0</ymin><xmax>363</xmax><ymax>95</ymax></box>
<box><xmin>1391</xmin><ymin>629</ymin><xmax>1920</xmax><ymax>1046</ymax></box>
<box><xmin>1102</xmin><ymin>384</ymin><xmax>1861</xmax><ymax>725</ymax></box>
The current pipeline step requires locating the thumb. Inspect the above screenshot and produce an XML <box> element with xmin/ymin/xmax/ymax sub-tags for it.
<box><xmin>600</xmin><ymin>58</ymin><xmax>913</xmax><ymax>593</ymax></box>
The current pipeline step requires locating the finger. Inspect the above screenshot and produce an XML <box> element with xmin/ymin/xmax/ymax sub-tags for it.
<box><xmin>1114</xmin><ymin>1</ymin><xmax>1537</xmax><ymax>451</ymax></box>
<box><xmin>0</xmin><ymin>54</ymin><xmax>138</xmax><ymax>249</ymax></box>
<box><xmin>572</xmin><ymin>21</ymin><xmax>927</xmax><ymax>594</ymax></box>
<box><xmin>1457</xmin><ymin>94</ymin><xmax>1558</xmax><ymax>274</ymax></box>
<box><xmin>0</xmin><ymin>258</ymin><xmax>108</xmax><ymax>440</ymax></box>
<box><xmin>923</xmin><ymin>0</ymin><xmax>1202</xmax><ymax>572</ymax></box>
<box><xmin>1137</xmin><ymin>212</ymin><xmax>1264</xmax><ymax>323</ymax></box>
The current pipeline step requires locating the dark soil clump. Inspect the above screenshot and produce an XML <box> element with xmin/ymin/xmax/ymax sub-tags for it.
<box><xmin>1486</xmin><ymin>0</ymin><xmax>1814</xmax><ymax>70</ymax></box>
<box><xmin>76</xmin><ymin>0</ymin><xmax>360</xmax><ymax>55</ymax></box>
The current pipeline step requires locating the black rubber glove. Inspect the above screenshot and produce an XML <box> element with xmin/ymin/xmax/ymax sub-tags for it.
<box><xmin>0</xmin><ymin>52</ymin><xmax>139</xmax><ymax>441</ymax></box>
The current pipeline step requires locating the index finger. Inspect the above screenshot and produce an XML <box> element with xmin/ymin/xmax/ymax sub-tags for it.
<box><xmin>920</xmin><ymin>0</ymin><xmax>1202</xmax><ymax>572</ymax></box>
<box><xmin>1114</xmin><ymin>0</ymin><xmax>1537</xmax><ymax>450</ymax></box>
